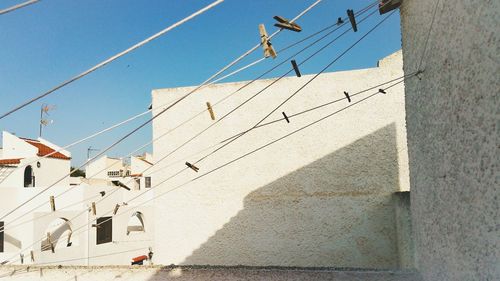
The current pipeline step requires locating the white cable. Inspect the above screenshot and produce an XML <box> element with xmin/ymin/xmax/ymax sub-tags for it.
<box><xmin>0</xmin><ymin>0</ymin><xmax>224</xmax><ymax>120</ymax></box>
<box><xmin>1</xmin><ymin>0</ymin><xmax>327</xmax><ymax>263</ymax></box>
<box><xmin>0</xmin><ymin>0</ymin><xmax>225</xmax><ymax>221</ymax></box>
<box><xmin>0</xmin><ymin>0</ymin><xmax>39</xmax><ymax>15</ymax></box>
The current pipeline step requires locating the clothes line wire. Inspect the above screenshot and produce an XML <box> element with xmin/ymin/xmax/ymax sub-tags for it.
<box><xmin>0</xmin><ymin>0</ymin><xmax>324</xmax><ymax>222</ymax></box>
<box><xmin>3</xmin><ymin>71</ymin><xmax>414</xmax><ymax>266</ymax></box>
<box><xmin>0</xmin><ymin>0</ymin><xmax>225</xmax><ymax>120</ymax></box>
<box><xmin>0</xmin><ymin>0</ymin><xmax>39</xmax><ymax>15</ymax></box>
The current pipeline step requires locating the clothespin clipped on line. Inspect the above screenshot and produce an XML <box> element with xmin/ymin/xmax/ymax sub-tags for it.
<box><xmin>378</xmin><ymin>89</ymin><xmax>387</xmax><ymax>94</ymax></box>
<box><xmin>291</xmin><ymin>60</ymin><xmax>301</xmax><ymax>77</ymax></box>
<box><xmin>91</xmin><ymin>202</ymin><xmax>96</xmax><ymax>216</ymax></box>
<box><xmin>282</xmin><ymin>112</ymin><xmax>290</xmax><ymax>123</ymax></box>
<box><xmin>273</xmin><ymin>16</ymin><xmax>302</xmax><ymax>32</ymax></box>
<box><xmin>337</xmin><ymin>17</ymin><xmax>344</xmax><ymax>25</ymax></box>
<box><xmin>113</xmin><ymin>204</ymin><xmax>120</xmax><ymax>215</ymax></box>
<box><xmin>50</xmin><ymin>196</ymin><xmax>56</xmax><ymax>212</ymax></box>
<box><xmin>30</xmin><ymin>250</ymin><xmax>35</xmax><ymax>262</ymax></box>
<box><xmin>67</xmin><ymin>232</ymin><xmax>72</xmax><ymax>247</ymax></box>
<box><xmin>185</xmin><ymin>162</ymin><xmax>199</xmax><ymax>172</ymax></box>
<box><xmin>47</xmin><ymin>232</ymin><xmax>54</xmax><ymax>253</ymax></box>
<box><xmin>206</xmin><ymin>102</ymin><xmax>215</xmax><ymax>120</ymax></box>
<box><xmin>100</xmin><ymin>191</ymin><xmax>106</xmax><ymax>197</ymax></box>
<box><xmin>91</xmin><ymin>224</ymin><xmax>101</xmax><ymax>228</ymax></box>
<box><xmin>344</xmin><ymin>91</ymin><xmax>351</xmax><ymax>102</ymax></box>
<box><xmin>347</xmin><ymin>9</ymin><xmax>358</xmax><ymax>32</ymax></box>
<box><xmin>259</xmin><ymin>24</ymin><xmax>277</xmax><ymax>59</ymax></box>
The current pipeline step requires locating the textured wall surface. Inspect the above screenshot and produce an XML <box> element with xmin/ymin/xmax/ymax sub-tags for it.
<box><xmin>0</xmin><ymin>265</ymin><xmax>422</xmax><ymax>281</ymax></box>
<box><xmin>400</xmin><ymin>0</ymin><xmax>499</xmax><ymax>280</ymax></box>
<box><xmin>151</xmin><ymin>52</ymin><xmax>411</xmax><ymax>268</ymax></box>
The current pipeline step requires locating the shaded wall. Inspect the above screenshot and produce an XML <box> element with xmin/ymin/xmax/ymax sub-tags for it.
<box><xmin>151</xmin><ymin>52</ymin><xmax>412</xmax><ymax>268</ymax></box>
<box><xmin>400</xmin><ymin>0</ymin><xmax>499</xmax><ymax>280</ymax></box>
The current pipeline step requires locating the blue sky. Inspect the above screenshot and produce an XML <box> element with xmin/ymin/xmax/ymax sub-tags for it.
<box><xmin>0</xmin><ymin>0</ymin><xmax>403</xmax><ymax>166</ymax></box>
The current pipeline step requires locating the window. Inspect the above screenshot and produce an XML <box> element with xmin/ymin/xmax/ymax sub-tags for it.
<box><xmin>96</xmin><ymin>217</ymin><xmax>112</xmax><ymax>245</ymax></box>
<box><xmin>24</xmin><ymin>165</ymin><xmax>34</xmax><ymax>187</ymax></box>
<box><xmin>107</xmin><ymin>171</ymin><xmax>121</xmax><ymax>177</ymax></box>
<box><xmin>145</xmin><ymin>177</ymin><xmax>151</xmax><ymax>188</ymax></box>
<box><xmin>0</xmin><ymin>221</ymin><xmax>4</xmax><ymax>252</ymax></box>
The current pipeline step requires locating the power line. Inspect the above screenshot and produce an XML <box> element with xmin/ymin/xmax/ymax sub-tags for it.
<box><xmin>147</xmin><ymin>73</ymin><xmax>411</xmax><ymax>176</ymax></box>
<box><xmin>2</xmin><ymin>2</ymin><xmax>393</xmax><ymax>264</ymax></box>
<box><xmin>195</xmin><ymin>10</ymin><xmax>398</xmax><ymax>166</ymax></box>
<box><xmin>416</xmin><ymin>0</ymin><xmax>443</xmax><ymax>71</ymax></box>
<box><xmin>0</xmin><ymin>0</ymin><xmax>39</xmax><ymax>15</ymax></box>
<box><xmin>3</xmin><ymin>72</ymin><xmax>414</xmax><ymax>266</ymax></box>
<box><xmin>153</xmin><ymin>6</ymin><xmax>382</xmax><ymax>170</ymax></box>
<box><xmin>0</xmin><ymin>0</ymin><xmax>325</xmax><ymax>222</ymax></box>
<box><xmin>0</xmin><ymin>0</ymin><xmax>225</xmax><ymax>120</ymax></box>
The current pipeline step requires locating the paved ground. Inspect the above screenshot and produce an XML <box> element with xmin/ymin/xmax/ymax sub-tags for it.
<box><xmin>0</xmin><ymin>265</ymin><xmax>422</xmax><ymax>280</ymax></box>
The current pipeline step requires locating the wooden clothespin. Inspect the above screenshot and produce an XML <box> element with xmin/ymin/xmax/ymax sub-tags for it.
<box><xmin>91</xmin><ymin>224</ymin><xmax>101</xmax><ymax>228</ymax></box>
<box><xmin>344</xmin><ymin>91</ymin><xmax>351</xmax><ymax>102</ymax></box>
<box><xmin>273</xmin><ymin>16</ymin><xmax>302</xmax><ymax>32</ymax></box>
<box><xmin>20</xmin><ymin>254</ymin><xmax>24</xmax><ymax>264</ymax></box>
<box><xmin>378</xmin><ymin>88</ymin><xmax>387</xmax><ymax>94</ymax></box>
<box><xmin>99</xmin><ymin>191</ymin><xmax>106</xmax><ymax>197</ymax></box>
<box><xmin>67</xmin><ymin>232</ymin><xmax>73</xmax><ymax>247</ymax></box>
<box><xmin>47</xmin><ymin>232</ymin><xmax>54</xmax><ymax>253</ymax></box>
<box><xmin>113</xmin><ymin>204</ymin><xmax>120</xmax><ymax>215</ymax></box>
<box><xmin>91</xmin><ymin>202</ymin><xmax>96</xmax><ymax>216</ymax></box>
<box><xmin>282</xmin><ymin>112</ymin><xmax>290</xmax><ymax>123</ymax></box>
<box><xmin>259</xmin><ymin>24</ymin><xmax>277</xmax><ymax>58</ymax></box>
<box><xmin>50</xmin><ymin>196</ymin><xmax>56</xmax><ymax>212</ymax></box>
<box><xmin>30</xmin><ymin>250</ymin><xmax>35</xmax><ymax>262</ymax></box>
<box><xmin>206</xmin><ymin>102</ymin><xmax>215</xmax><ymax>120</ymax></box>
<box><xmin>347</xmin><ymin>9</ymin><xmax>358</xmax><ymax>32</ymax></box>
<box><xmin>185</xmin><ymin>162</ymin><xmax>199</xmax><ymax>172</ymax></box>
<box><xmin>337</xmin><ymin>17</ymin><xmax>344</xmax><ymax>25</ymax></box>
<box><xmin>291</xmin><ymin>60</ymin><xmax>301</xmax><ymax>77</ymax></box>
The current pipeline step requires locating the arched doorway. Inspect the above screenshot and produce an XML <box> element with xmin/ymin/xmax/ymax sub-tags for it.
<box><xmin>24</xmin><ymin>165</ymin><xmax>34</xmax><ymax>187</ymax></box>
<box><xmin>127</xmin><ymin>211</ymin><xmax>145</xmax><ymax>235</ymax></box>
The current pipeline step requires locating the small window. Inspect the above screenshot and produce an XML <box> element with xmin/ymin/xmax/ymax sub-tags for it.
<box><xmin>0</xmin><ymin>221</ymin><xmax>4</xmax><ymax>252</ymax></box>
<box><xmin>96</xmin><ymin>217</ymin><xmax>112</xmax><ymax>245</ymax></box>
<box><xmin>24</xmin><ymin>165</ymin><xmax>35</xmax><ymax>187</ymax></box>
<box><xmin>145</xmin><ymin>177</ymin><xmax>151</xmax><ymax>188</ymax></box>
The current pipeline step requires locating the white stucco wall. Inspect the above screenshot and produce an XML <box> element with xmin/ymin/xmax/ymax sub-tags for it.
<box><xmin>400</xmin><ymin>0</ymin><xmax>499</xmax><ymax>280</ymax></box>
<box><xmin>0</xmin><ymin>183</ymin><xmax>154</xmax><ymax>266</ymax></box>
<box><xmin>151</xmin><ymin>51</ymin><xmax>411</xmax><ymax>268</ymax></box>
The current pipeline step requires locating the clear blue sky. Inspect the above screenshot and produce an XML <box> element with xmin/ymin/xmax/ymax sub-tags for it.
<box><xmin>0</xmin><ymin>0</ymin><xmax>403</xmax><ymax>166</ymax></box>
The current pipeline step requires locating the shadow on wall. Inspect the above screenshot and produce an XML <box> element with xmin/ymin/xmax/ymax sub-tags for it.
<box><xmin>160</xmin><ymin>124</ymin><xmax>405</xmax><ymax>274</ymax></box>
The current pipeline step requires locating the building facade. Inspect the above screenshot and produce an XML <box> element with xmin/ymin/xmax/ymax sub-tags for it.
<box><xmin>150</xmin><ymin>51</ymin><xmax>414</xmax><ymax>268</ymax></box>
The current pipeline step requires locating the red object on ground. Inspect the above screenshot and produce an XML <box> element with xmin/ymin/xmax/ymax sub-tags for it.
<box><xmin>132</xmin><ymin>255</ymin><xmax>148</xmax><ymax>262</ymax></box>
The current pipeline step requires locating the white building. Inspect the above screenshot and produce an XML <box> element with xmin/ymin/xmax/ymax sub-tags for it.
<box><xmin>85</xmin><ymin>153</ymin><xmax>153</xmax><ymax>190</ymax></box>
<box><xmin>0</xmin><ymin>132</ymin><xmax>154</xmax><ymax>265</ymax></box>
<box><xmin>0</xmin><ymin>131</ymin><xmax>71</xmax><ymax>188</ymax></box>
<box><xmin>149</xmin><ymin>50</ymin><xmax>413</xmax><ymax>268</ymax></box>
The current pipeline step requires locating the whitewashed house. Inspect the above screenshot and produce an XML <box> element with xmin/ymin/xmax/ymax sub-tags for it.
<box><xmin>0</xmin><ymin>131</ymin><xmax>71</xmax><ymax>188</ymax></box>
<box><xmin>85</xmin><ymin>153</ymin><xmax>153</xmax><ymax>190</ymax></box>
<box><xmin>0</xmin><ymin>132</ymin><xmax>154</xmax><ymax>265</ymax></box>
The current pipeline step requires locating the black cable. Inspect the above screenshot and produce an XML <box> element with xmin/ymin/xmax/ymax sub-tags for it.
<box><xmin>195</xmin><ymin>10</ymin><xmax>397</xmax><ymax>165</ymax></box>
<box><xmin>158</xmin><ymin>6</ymin><xmax>382</xmax><ymax>169</ymax></box>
